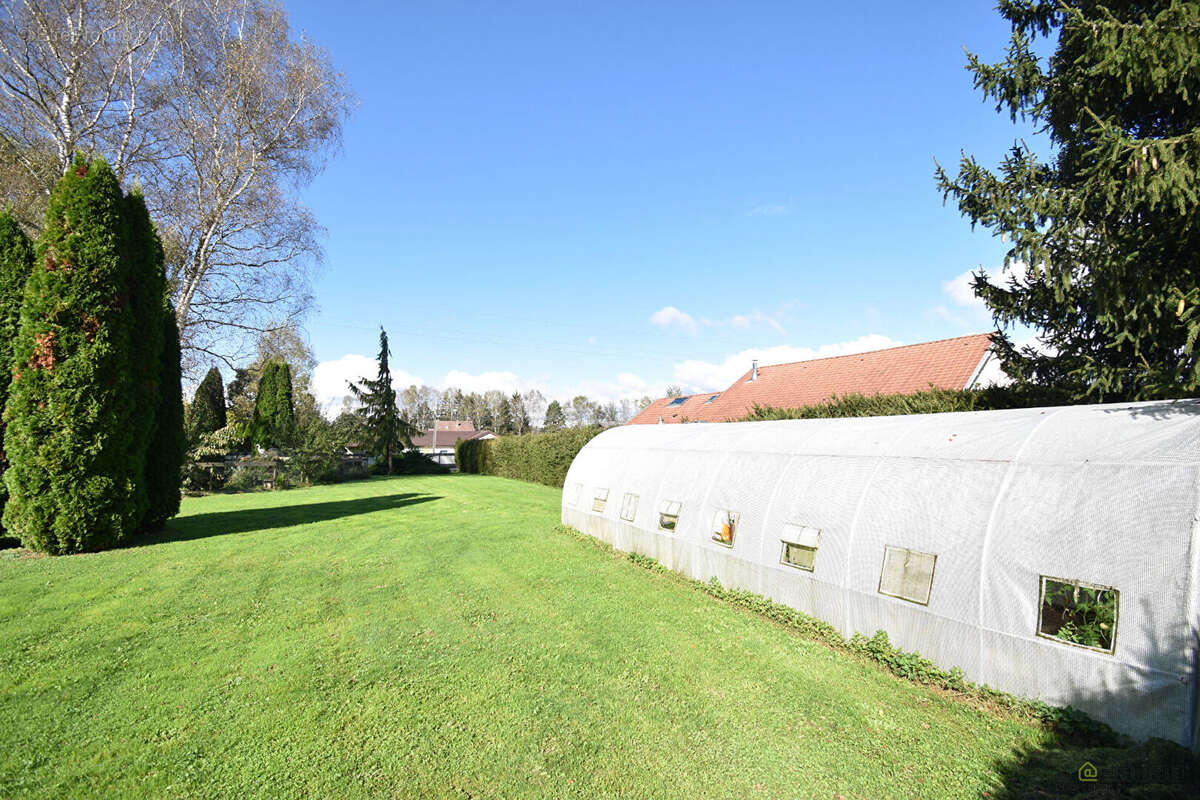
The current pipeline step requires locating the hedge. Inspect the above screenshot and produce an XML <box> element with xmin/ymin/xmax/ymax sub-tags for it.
<box><xmin>455</xmin><ymin>426</ymin><xmax>603</xmax><ymax>487</ymax></box>
<box><xmin>740</xmin><ymin>384</ymin><xmax>1075</xmax><ymax>422</ymax></box>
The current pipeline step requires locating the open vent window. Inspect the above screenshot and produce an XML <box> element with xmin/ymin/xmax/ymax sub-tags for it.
<box><xmin>591</xmin><ymin>488</ymin><xmax>609</xmax><ymax>513</ymax></box>
<box><xmin>620</xmin><ymin>493</ymin><xmax>639</xmax><ymax>522</ymax></box>
<box><xmin>780</xmin><ymin>524</ymin><xmax>820</xmax><ymax>571</ymax></box>
<box><xmin>878</xmin><ymin>546</ymin><xmax>937</xmax><ymax>605</ymax></box>
<box><xmin>657</xmin><ymin>501</ymin><xmax>681</xmax><ymax>531</ymax></box>
<box><xmin>710</xmin><ymin>510</ymin><xmax>740</xmax><ymax>548</ymax></box>
<box><xmin>1038</xmin><ymin>577</ymin><xmax>1118</xmax><ymax>654</ymax></box>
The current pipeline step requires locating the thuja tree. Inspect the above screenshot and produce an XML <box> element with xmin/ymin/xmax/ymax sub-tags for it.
<box><xmin>143</xmin><ymin>301</ymin><xmax>185</xmax><ymax>528</ymax></box>
<box><xmin>936</xmin><ymin>1</ymin><xmax>1200</xmax><ymax>399</ymax></box>
<box><xmin>0</xmin><ymin>213</ymin><xmax>33</xmax><ymax>531</ymax></box>
<box><xmin>188</xmin><ymin>367</ymin><xmax>227</xmax><ymax>443</ymax></box>
<box><xmin>3</xmin><ymin>156</ymin><xmax>141</xmax><ymax>553</ymax></box>
<box><xmin>350</xmin><ymin>327</ymin><xmax>416</xmax><ymax>473</ymax></box>
<box><xmin>252</xmin><ymin>359</ymin><xmax>294</xmax><ymax>448</ymax></box>
<box><xmin>122</xmin><ymin>190</ymin><xmax>167</xmax><ymax>525</ymax></box>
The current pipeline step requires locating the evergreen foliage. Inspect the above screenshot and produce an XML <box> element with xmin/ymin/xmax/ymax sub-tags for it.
<box><xmin>188</xmin><ymin>367</ymin><xmax>227</xmax><ymax>443</ymax></box>
<box><xmin>0</xmin><ymin>213</ymin><xmax>33</xmax><ymax>533</ymax></box>
<box><xmin>349</xmin><ymin>328</ymin><xmax>417</xmax><ymax>474</ymax></box>
<box><xmin>251</xmin><ymin>359</ymin><xmax>294</xmax><ymax>449</ymax></box>
<box><xmin>455</xmin><ymin>426</ymin><xmax>603</xmax><ymax>487</ymax></box>
<box><xmin>739</xmin><ymin>385</ymin><xmax>1072</xmax><ymax>422</ymax></box>
<box><xmin>542</xmin><ymin>399</ymin><xmax>566</xmax><ymax>431</ymax></box>
<box><xmin>143</xmin><ymin>304</ymin><xmax>185</xmax><ymax>527</ymax></box>
<box><xmin>3</xmin><ymin>156</ymin><xmax>142</xmax><ymax>553</ymax></box>
<box><xmin>496</xmin><ymin>396</ymin><xmax>514</xmax><ymax>434</ymax></box>
<box><xmin>122</xmin><ymin>190</ymin><xmax>167</xmax><ymax>528</ymax></box>
<box><xmin>936</xmin><ymin>1</ymin><xmax>1200</xmax><ymax>399</ymax></box>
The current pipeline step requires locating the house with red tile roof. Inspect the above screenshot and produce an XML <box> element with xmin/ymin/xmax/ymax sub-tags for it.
<box><xmin>627</xmin><ymin>333</ymin><xmax>1001</xmax><ymax>425</ymax></box>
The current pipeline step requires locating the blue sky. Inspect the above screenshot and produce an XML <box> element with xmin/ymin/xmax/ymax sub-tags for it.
<box><xmin>287</xmin><ymin>1</ymin><xmax>1041</xmax><ymax>411</ymax></box>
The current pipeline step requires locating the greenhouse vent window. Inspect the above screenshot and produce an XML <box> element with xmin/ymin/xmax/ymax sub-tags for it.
<box><xmin>566</xmin><ymin>482</ymin><xmax>582</xmax><ymax>507</ymax></box>
<box><xmin>591</xmin><ymin>488</ymin><xmax>609</xmax><ymax>513</ymax></box>
<box><xmin>1038</xmin><ymin>577</ymin><xmax>1118</xmax><ymax>654</ymax></box>
<box><xmin>780</xmin><ymin>523</ymin><xmax>821</xmax><ymax>571</ymax></box>
<box><xmin>620</xmin><ymin>492</ymin><xmax>639</xmax><ymax>522</ymax></box>
<box><xmin>878</xmin><ymin>546</ymin><xmax>937</xmax><ymax>605</ymax></box>
<box><xmin>710</xmin><ymin>510</ymin><xmax>740</xmax><ymax>548</ymax></box>
<box><xmin>658</xmin><ymin>501</ymin><xmax>681</xmax><ymax>531</ymax></box>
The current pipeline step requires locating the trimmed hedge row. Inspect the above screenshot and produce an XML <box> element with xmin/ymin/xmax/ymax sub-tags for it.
<box><xmin>456</xmin><ymin>426</ymin><xmax>603</xmax><ymax>487</ymax></box>
<box><xmin>740</xmin><ymin>384</ymin><xmax>1075</xmax><ymax>422</ymax></box>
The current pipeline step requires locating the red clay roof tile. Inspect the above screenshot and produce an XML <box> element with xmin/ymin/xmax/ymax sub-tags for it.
<box><xmin>627</xmin><ymin>333</ymin><xmax>994</xmax><ymax>425</ymax></box>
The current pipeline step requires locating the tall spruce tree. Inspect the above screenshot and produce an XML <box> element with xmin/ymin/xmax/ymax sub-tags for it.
<box><xmin>143</xmin><ymin>304</ymin><xmax>185</xmax><ymax>528</ymax></box>
<box><xmin>188</xmin><ymin>367</ymin><xmax>227</xmax><ymax>443</ymax></box>
<box><xmin>349</xmin><ymin>328</ymin><xmax>415</xmax><ymax>474</ymax></box>
<box><xmin>0</xmin><ymin>213</ymin><xmax>34</xmax><ymax>533</ymax></box>
<box><xmin>252</xmin><ymin>359</ymin><xmax>294</xmax><ymax>449</ymax></box>
<box><xmin>936</xmin><ymin>1</ymin><xmax>1200</xmax><ymax>399</ymax></box>
<box><xmin>3</xmin><ymin>156</ymin><xmax>141</xmax><ymax>553</ymax></box>
<box><xmin>542</xmin><ymin>399</ymin><xmax>566</xmax><ymax>431</ymax></box>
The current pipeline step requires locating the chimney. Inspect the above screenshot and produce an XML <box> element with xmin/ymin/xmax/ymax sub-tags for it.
<box><xmin>750</xmin><ymin>360</ymin><xmax>758</xmax><ymax>381</ymax></box>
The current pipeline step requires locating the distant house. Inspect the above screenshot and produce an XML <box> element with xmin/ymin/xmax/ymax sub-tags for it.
<box><xmin>411</xmin><ymin>420</ymin><xmax>496</xmax><ymax>467</ymax></box>
<box><xmin>628</xmin><ymin>333</ymin><xmax>1004</xmax><ymax>425</ymax></box>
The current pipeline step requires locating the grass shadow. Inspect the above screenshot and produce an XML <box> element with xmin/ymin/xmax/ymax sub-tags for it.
<box><xmin>139</xmin><ymin>492</ymin><xmax>443</xmax><ymax>545</ymax></box>
<box><xmin>988</xmin><ymin>600</ymin><xmax>1200</xmax><ymax>797</ymax></box>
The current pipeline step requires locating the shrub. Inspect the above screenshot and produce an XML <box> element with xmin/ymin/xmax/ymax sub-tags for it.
<box><xmin>0</xmin><ymin>213</ymin><xmax>34</xmax><ymax>535</ymax></box>
<box><xmin>226</xmin><ymin>464</ymin><xmax>272</xmax><ymax>492</ymax></box>
<box><xmin>288</xmin><ymin>414</ymin><xmax>342</xmax><ymax>485</ymax></box>
<box><xmin>457</xmin><ymin>427</ymin><xmax>603</xmax><ymax>487</ymax></box>
<box><xmin>188</xmin><ymin>367</ymin><xmax>227</xmax><ymax>444</ymax></box>
<box><xmin>372</xmin><ymin>450</ymin><xmax>448</xmax><ymax>476</ymax></box>
<box><xmin>3</xmin><ymin>156</ymin><xmax>142</xmax><ymax>554</ymax></box>
<box><xmin>740</xmin><ymin>384</ymin><xmax>1075</xmax><ymax>422</ymax></box>
<box><xmin>252</xmin><ymin>359</ymin><xmax>294</xmax><ymax>449</ymax></box>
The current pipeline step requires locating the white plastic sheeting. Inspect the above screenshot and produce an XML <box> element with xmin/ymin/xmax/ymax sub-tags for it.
<box><xmin>561</xmin><ymin>400</ymin><xmax>1200</xmax><ymax>747</ymax></box>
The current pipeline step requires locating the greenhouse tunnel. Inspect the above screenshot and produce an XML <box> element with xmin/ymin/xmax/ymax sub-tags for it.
<box><xmin>561</xmin><ymin>399</ymin><xmax>1200</xmax><ymax>748</ymax></box>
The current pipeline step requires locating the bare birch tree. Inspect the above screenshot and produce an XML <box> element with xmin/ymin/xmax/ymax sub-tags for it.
<box><xmin>0</xmin><ymin>0</ymin><xmax>353</xmax><ymax>372</ymax></box>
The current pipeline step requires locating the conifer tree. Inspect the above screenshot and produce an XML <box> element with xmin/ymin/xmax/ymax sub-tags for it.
<box><xmin>122</xmin><ymin>190</ymin><xmax>166</xmax><ymax>526</ymax></box>
<box><xmin>143</xmin><ymin>305</ymin><xmax>185</xmax><ymax>528</ymax></box>
<box><xmin>0</xmin><ymin>213</ymin><xmax>33</xmax><ymax>532</ymax></box>
<box><xmin>188</xmin><ymin>367</ymin><xmax>227</xmax><ymax>443</ymax></box>
<box><xmin>936</xmin><ymin>1</ymin><xmax>1200</xmax><ymax>399</ymax></box>
<box><xmin>496</xmin><ymin>396</ymin><xmax>514</xmax><ymax>434</ymax></box>
<box><xmin>542</xmin><ymin>400</ymin><xmax>566</xmax><ymax>431</ymax></box>
<box><xmin>252</xmin><ymin>359</ymin><xmax>294</xmax><ymax>448</ymax></box>
<box><xmin>3</xmin><ymin>156</ymin><xmax>141</xmax><ymax>553</ymax></box>
<box><xmin>349</xmin><ymin>328</ymin><xmax>416</xmax><ymax>473</ymax></box>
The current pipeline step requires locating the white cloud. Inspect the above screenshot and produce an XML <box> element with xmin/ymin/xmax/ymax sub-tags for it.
<box><xmin>672</xmin><ymin>334</ymin><xmax>904</xmax><ymax>393</ymax></box>
<box><xmin>650</xmin><ymin>306</ymin><xmax>699</xmax><ymax>335</ymax></box>
<box><xmin>748</xmin><ymin>204</ymin><xmax>790</xmax><ymax>217</ymax></box>
<box><xmin>567</xmin><ymin>372</ymin><xmax>653</xmax><ymax>406</ymax></box>
<box><xmin>935</xmin><ymin>262</ymin><xmax>1031</xmax><ymax>329</ymax></box>
<box><xmin>615</xmin><ymin>372</ymin><xmax>647</xmax><ymax>390</ymax></box>
<box><xmin>438</xmin><ymin>369</ymin><xmax>527</xmax><ymax>395</ymax></box>
<box><xmin>943</xmin><ymin>268</ymin><xmax>983</xmax><ymax>309</ymax></box>
<box><xmin>726</xmin><ymin>311</ymin><xmax>786</xmax><ymax>335</ymax></box>
<box><xmin>312</xmin><ymin>354</ymin><xmax>423</xmax><ymax>417</ymax></box>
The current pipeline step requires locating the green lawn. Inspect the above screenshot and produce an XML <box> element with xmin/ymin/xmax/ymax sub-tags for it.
<box><xmin>0</xmin><ymin>474</ymin><xmax>1151</xmax><ymax>798</ymax></box>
